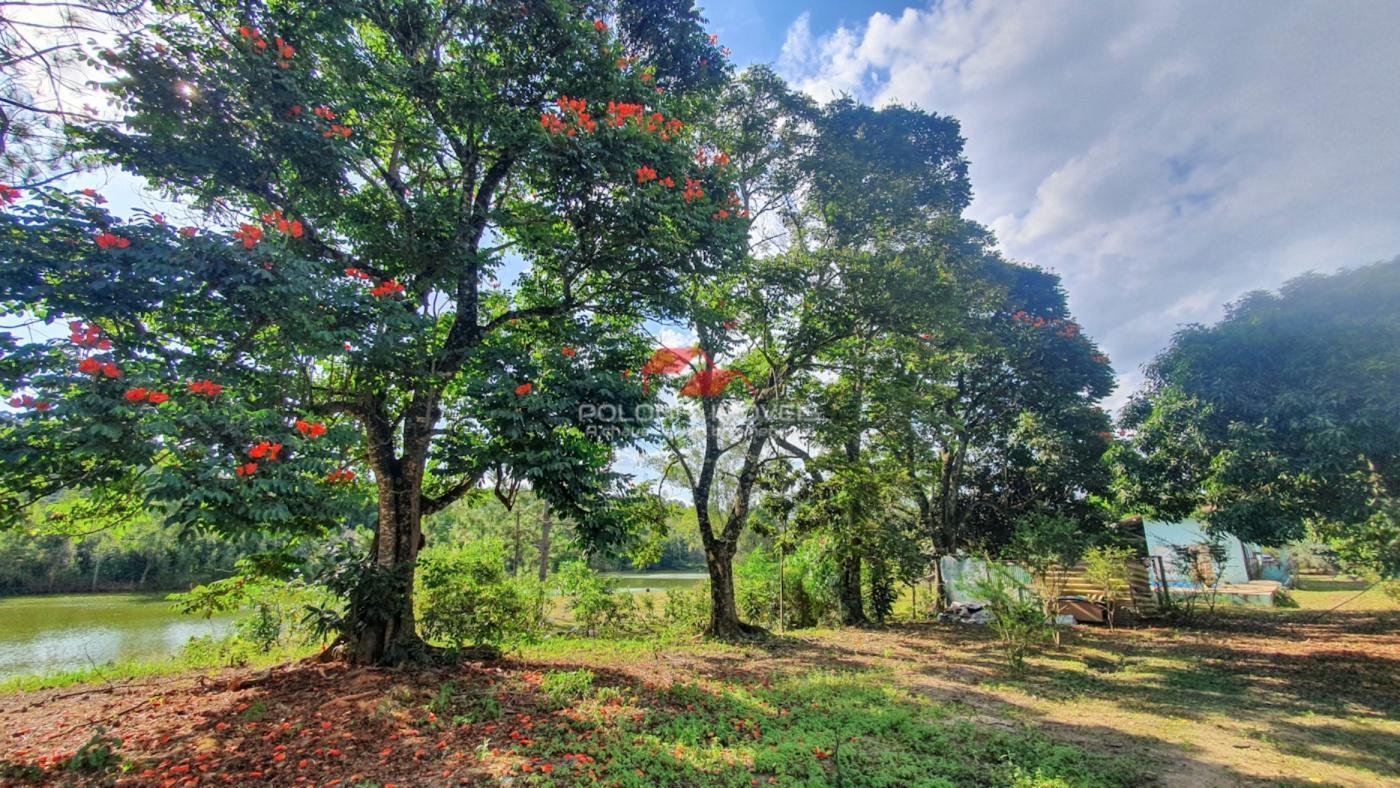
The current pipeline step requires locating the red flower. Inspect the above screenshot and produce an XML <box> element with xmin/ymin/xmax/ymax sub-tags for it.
<box><xmin>660</xmin><ymin>176</ymin><xmax>675</xmax><ymax>188</ymax></box>
<box><xmin>124</xmin><ymin>388</ymin><xmax>149</xmax><ymax>402</ymax></box>
<box><xmin>594</xmin><ymin>19</ymin><xmax>607</xmax><ymax>32</ymax></box>
<box><xmin>514</xmin><ymin>382</ymin><xmax>533</xmax><ymax>396</ymax></box>
<box><xmin>0</xmin><ymin>184</ymin><xmax>20</xmax><ymax>205</ymax></box>
<box><xmin>326</xmin><ymin>469</ymin><xmax>356</xmax><ymax>483</ymax></box>
<box><xmin>78</xmin><ymin>358</ymin><xmax>101</xmax><ymax>375</ymax></box>
<box><xmin>148</xmin><ymin>391</ymin><xmax>170</xmax><ymax>405</ymax></box>
<box><xmin>94</xmin><ymin>232</ymin><xmax>131</xmax><ymax>250</ymax></box>
<box><xmin>713</xmin><ymin>152</ymin><xmax>730</xmax><ymax>167</ymax></box>
<box><xmin>179</xmin><ymin>226</ymin><xmax>198</xmax><ymax>238</ymax></box>
<box><xmin>34</xmin><ymin>402</ymin><xmax>51</xmax><ymax>411</ymax></box>
<box><xmin>235</xmin><ymin>462</ymin><xmax>258</xmax><ymax>478</ymax></box>
<box><xmin>188</xmin><ymin>379</ymin><xmax>223</xmax><ymax>397</ymax></box>
<box><xmin>636</xmin><ymin>166</ymin><xmax>657</xmax><ymax>184</ymax></box>
<box><xmin>296</xmin><ymin>420</ymin><xmax>327</xmax><ymax>438</ymax></box>
<box><xmin>81</xmin><ymin>188</ymin><xmax>107</xmax><ymax>204</ymax></box>
<box><xmin>233</xmin><ymin>224</ymin><xmax>263</xmax><ymax>249</ymax></box>
<box><xmin>69</xmin><ymin>321</ymin><xmax>109</xmax><ymax>349</ymax></box>
<box><xmin>248</xmin><ymin>441</ymin><xmax>283</xmax><ymax>461</ymax></box>
<box><xmin>561</xmin><ymin>347</ymin><xmax>577</xmax><ymax>358</ymax></box>
<box><xmin>679</xmin><ymin>367</ymin><xmax>746</xmax><ymax>399</ymax></box>
<box><xmin>712</xmin><ymin>209</ymin><xmax>730</xmax><ymax>220</ymax></box>
<box><xmin>683</xmin><ymin>179</ymin><xmax>705</xmax><ymax>204</ymax></box>
<box><xmin>100</xmin><ymin>363</ymin><xmax>122</xmax><ymax>378</ymax></box>
<box><xmin>371</xmin><ymin>280</ymin><xmax>405</xmax><ymax>298</ymax></box>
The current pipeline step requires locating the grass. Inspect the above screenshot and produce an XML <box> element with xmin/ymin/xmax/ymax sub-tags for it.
<box><xmin>1286</xmin><ymin>573</ymin><xmax>1400</xmax><ymax>611</ymax></box>
<box><xmin>1</xmin><ymin>577</ymin><xmax>1396</xmax><ymax>785</ymax></box>
<box><xmin>0</xmin><ymin>639</ymin><xmax>315</xmax><ymax>694</ymax></box>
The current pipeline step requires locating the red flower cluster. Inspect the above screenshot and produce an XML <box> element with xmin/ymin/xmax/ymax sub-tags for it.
<box><xmin>235</xmin><ymin>462</ymin><xmax>258</xmax><ymax>478</ymax></box>
<box><xmin>679</xmin><ymin>367</ymin><xmax>748</xmax><ymax>399</ymax></box>
<box><xmin>295</xmin><ymin>419</ymin><xmax>327</xmax><ymax>438</ymax></box>
<box><xmin>514</xmin><ymin>382</ymin><xmax>533</xmax><ymax>396</ymax></box>
<box><xmin>594</xmin><ymin>19</ymin><xmax>607</xmax><ymax>32</ymax></box>
<box><xmin>713</xmin><ymin>151</ymin><xmax>730</xmax><ymax>167</ymax></box>
<box><xmin>606</xmin><ymin>101</ymin><xmax>644</xmax><ymax>128</ymax></box>
<box><xmin>541</xmin><ymin>96</ymin><xmax>597</xmax><ymax>137</ymax></box>
<box><xmin>260</xmin><ymin>209</ymin><xmax>304</xmax><ymax>238</ymax></box>
<box><xmin>94</xmin><ymin>232</ymin><xmax>131</xmax><ymax>250</ymax></box>
<box><xmin>636</xmin><ymin>166</ymin><xmax>657</xmax><ymax>184</ymax></box>
<box><xmin>248</xmin><ymin>441</ymin><xmax>283</xmax><ymax>461</ymax></box>
<box><xmin>69</xmin><ymin>322</ymin><xmax>110</xmax><ymax>350</ymax></box>
<box><xmin>344</xmin><ymin>267</ymin><xmax>373</xmax><ymax>280</ymax></box>
<box><xmin>123</xmin><ymin>388</ymin><xmax>169</xmax><ymax>405</ymax></box>
<box><xmin>8</xmin><ymin>395</ymin><xmax>50</xmax><ymax>411</ymax></box>
<box><xmin>561</xmin><ymin>347</ymin><xmax>577</xmax><ymax>358</ymax></box>
<box><xmin>682</xmin><ymin>179</ymin><xmax>704</xmax><ymax>204</ymax></box>
<box><xmin>188</xmin><ymin>379</ymin><xmax>223</xmax><ymax>397</ymax></box>
<box><xmin>326</xmin><ymin>469</ymin><xmax>356</xmax><ymax>483</ymax></box>
<box><xmin>371</xmin><ymin>280</ymin><xmax>405</xmax><ymax>298</ymax></box>
<box><xmin>237</xmin><ymin>26</ymin><xmax>294</xmax><ymax>67</ymax></box>
<box><xmin>711</xmin><ymin>209</ymin><xmax>729</xmax><ymax>220</ymax></box>
<box><xmin>179</xmin><ymin>226</ymin><xmax>198</xmax><ymax>238</ymax></box>
<box><xmin>0</xmin><ymin>184</ymin><xmax>19</xmax><ymax>205</ymax></box>
<box><xmin>310</xmin><ymin>106</ymin><xmax>352</xmax><ymax>138</ymax></box>
<box><xmin>78</xmin><ymin>358</ymin><xmax>122</xmax><ymax>378</ymax></box>
<box><xmin>233</xmin><ymin>223</ymin><xmax>263</xmax><ymax>249</ymax></box>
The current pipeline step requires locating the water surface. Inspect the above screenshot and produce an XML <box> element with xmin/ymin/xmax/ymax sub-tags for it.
<box><xmin>0</xmin><ymin>593</ymin><xmax>234</xmax><ymax>681</ymax></box>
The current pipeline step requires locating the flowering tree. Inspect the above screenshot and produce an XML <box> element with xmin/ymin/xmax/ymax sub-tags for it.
<box><xmin>0</xmin><ymin>0</ymin><xmax>745</xmax><ymax>663</ymax></box>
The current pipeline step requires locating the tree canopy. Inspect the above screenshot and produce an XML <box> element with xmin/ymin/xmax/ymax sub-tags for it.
<box><xmin>1112</xmin><ymin>259</ymin><xmax>1400</xmax><ymax>575</ymax></box>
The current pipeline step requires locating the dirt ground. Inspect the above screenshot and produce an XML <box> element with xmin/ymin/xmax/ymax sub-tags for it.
<box><xmin>1</xmin><ymin>605</ymin><xmax>1396</xmax><ymax>786</ymax></box>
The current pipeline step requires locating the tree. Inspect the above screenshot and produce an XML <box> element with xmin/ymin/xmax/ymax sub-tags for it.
<box><xmin>0</xmin><ymin>0</ymin><xmax>743</xmax><ymax>663</ymax></box>
<box><xmin>1112</xmin><ymin>260</ymin><xmax>1400</xmax><ymax>576</ymax></box>
<box><xmin>872</xmin><ymin>248</ymin><xmax>1116</xmax><ymax>603</ymax></box>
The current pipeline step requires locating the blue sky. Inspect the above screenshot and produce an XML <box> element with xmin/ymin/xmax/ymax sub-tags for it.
<box><xmin>708</xmin><ymin>0</ymin><xmax>1400</xmax><ymax>410</ymax></box>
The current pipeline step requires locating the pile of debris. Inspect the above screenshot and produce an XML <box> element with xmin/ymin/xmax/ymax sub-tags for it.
<box><xmin>938</xmin><ymin>602</ymin><xmax>993</xmax><ymax>624</ymax></box>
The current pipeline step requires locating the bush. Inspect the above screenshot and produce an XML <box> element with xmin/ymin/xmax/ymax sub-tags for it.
<box><xmin>556</xmin><ymin>560</ymin><xmax>636</xmax><ymax>637</ymax></box>
<box><xmin>734</xmin><ymin>542</ymin><xmax>840</xmax><ymax>630</ymax></box>
<box><xmin>963</xmin><ymin>563</ymin><xmax>1052</xmax><ymax>672</ymax></box>
<box><xmin>539</xmin><ymin>668</ymin><xmax>595</xmax><ymax>708</ymax></box>
<box><xmin>416</xmin><ymin>540</ymin><xmax>545</xmax><ymax>652</ymax></box>
<box><xmin>661</xmin><ymin>583</ymin><xmax>710</xmax><ymax>635</ymax></box>
<box><xmin>1082</xmin><ymin>545</ymin><xmax>1136</xmax><ymax>628</ymax></box>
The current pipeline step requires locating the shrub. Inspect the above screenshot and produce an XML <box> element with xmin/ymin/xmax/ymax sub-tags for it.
<box><xmin>661</xmin><ymin>583</ymin><xmax>710</xmax><ymax>635</ymax></box>
<box><xmin>964</xmin><ymin>563</ymin><xmax>1052</xmax><ymax>672</ymax></box>
<box><xmin>556</xmin><ymin>560</ymin><xmax>636</xmax><ymax>636</ymax></box>
<box><xmin>416</xmin><ymin>540</ymin><xmax>544</xmax><ymax>652</ymax></box>
<box><xmin>539</xmin><ymin>668</ymin><xmax>595</xmax><ymax>708</ymax></box>
<box><xmin>1006</xmin><ymin>514</ymin><xmax>1087</xmax><ymax>645</ymax></box>
<box><xmin>1082</xmin><ymin>545</ymin><xmax>1136</xmax><ymax>628</ymax></box>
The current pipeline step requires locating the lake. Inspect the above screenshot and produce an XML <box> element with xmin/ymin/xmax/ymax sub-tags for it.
<box><xmin>0</xmin><ymin>593</ymin><xmax>236</xmax><ymax>681</ymax></box>
<box><xmin>0</xmin><ymin>572</ymin><xmax>706</xmax><ymax>681</ymax></box>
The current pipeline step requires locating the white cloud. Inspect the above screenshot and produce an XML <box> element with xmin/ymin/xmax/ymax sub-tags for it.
<box><xmin>778</xmin><ymin>0</ymin><xmax>1400</xmax><ymax>405</ymax></box>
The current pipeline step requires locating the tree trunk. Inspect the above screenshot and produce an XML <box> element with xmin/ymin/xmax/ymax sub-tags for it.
<box><xmin>704</xmin><ymin>539</ymin><xmax>756</xmax><ymax>639</ymax></box>
<box><xmin>350</xmin><ymin>464</ymin><xmax>426</xmax><ymax>665</ymax></box>
<box><xmin>90</xmin><ymin>552</ymin><xmax>102</xmax><ymax>592</ymax></box>
<box><xmin>537</xmin><ymin>504</ymin><xmax>552</xmax><ymax>583</ymax></box>
<box><xmin>138</xmin><ymin>554</ymin><xmax>152</xmax><ymax>590</ymax></box>
<box><xmin>838</xmin><ymin>552</ymin><xmax>867</xmax><ymax>626</ymax></box>
<box><xmin>512</xmin><ymin>509</ymin><xmax>523</xmax><ymax>577</ymax></box>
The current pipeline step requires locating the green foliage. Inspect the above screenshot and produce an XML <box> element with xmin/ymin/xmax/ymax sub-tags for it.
<box><xmin>1114</xmin><ymin>260</ymin><xmax>1400</xmax><ymax>576</ymax></box>
<box><xmin>415</xmin><ymin>540</ymin><xmax>545</xmax><ymax>652</ymax></box>
<box><xmin>556</xmin><ymin>560</ymin><xmax>637</xmax><ymax>637</ymax></box>
<box><xmin>964</xmin><ymin>563</ymin><xmax>1053</xmax><ymax>672</ymax></box>
<box><xmin>1081</xmin><ymin>545</ymin><xmax>1136</xmax><ymax>628</ymax></box>
<box><xmin>539</xmin><ymin>668</ymin><xmax>595</xmax><ymax>708</ymax></box>
<box><xmin>1166</xmin><ymin>536</ymin><xmax>1232</xmax><ymax>622</ymax></box>
<box><xmin>63</xmin><ymin>728</ymin><xmax>123</xmax><ymax>776</ymax></box>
